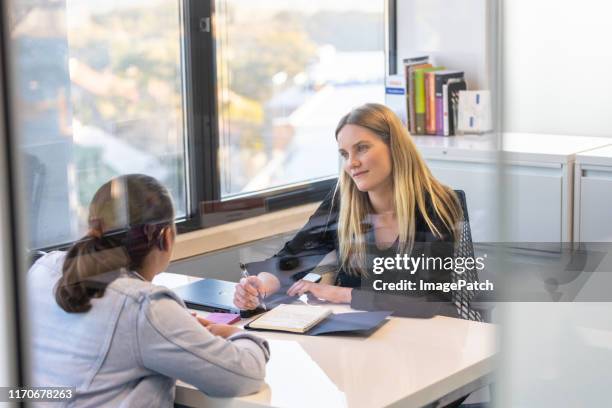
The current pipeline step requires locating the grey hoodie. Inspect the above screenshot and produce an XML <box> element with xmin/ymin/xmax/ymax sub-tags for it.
<box><xmin>27</xmin><ymin>251</ymin><xmax>269</xmax><ymax>407</ymax></box>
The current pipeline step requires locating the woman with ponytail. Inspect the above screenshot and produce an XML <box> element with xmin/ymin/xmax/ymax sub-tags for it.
<box><xmin>234</xmin><ymin>103</ymin><xmax>474</xmax><ymax>319</ymax></box>
<box><xmin>28</xmin><ymin>174</ymin><xmax>269</xmax><ymax>406</ymax></box>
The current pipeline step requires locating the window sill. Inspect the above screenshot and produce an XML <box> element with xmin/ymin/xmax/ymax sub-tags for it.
<box><xmin>172</xmin><ymin>202</ymin><xmax>320</xmax><ymax>261</ymax></box>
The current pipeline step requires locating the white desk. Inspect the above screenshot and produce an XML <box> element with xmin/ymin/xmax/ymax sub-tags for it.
<box><xmin>413</xmin><ymin>133</ymin><xmax>610</xmax><ymax>242</ymax></box>
<box><xmin>155</xmin><ymin>273</ymin><xmax>496</xmax><ymax>408</ymax></box>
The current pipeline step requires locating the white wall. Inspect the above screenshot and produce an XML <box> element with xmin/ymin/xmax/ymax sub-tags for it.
<box><xmin>397</xmin><ymin>0</ymin><xmax>612</xmax><ymax>138</ymax></box>
<box><xmin>503</xmin><ymin>0</ymin><xmax>612</xmax><ymax>137</ymax></box>
<box><xmin>396</xmin><ymin>0</ymin><xmax>491</xmax><ymax>89</ymax></box>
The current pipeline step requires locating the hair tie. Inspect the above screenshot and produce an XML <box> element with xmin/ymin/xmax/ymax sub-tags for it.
<box><xmin>88</xmin><ymin>218</ymin><xmax>104</xmax><ymax>239</ymax></box>
<box><xmin>88</xmin><ymin>228</ymin><xmax>103</xmax><ymax>239</ymax></box>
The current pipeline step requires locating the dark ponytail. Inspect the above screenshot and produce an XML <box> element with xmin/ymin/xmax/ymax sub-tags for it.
<box><xmin>55</xmin><ymin>174</ymin><xmax>174</xmax><ymax>313</ymax></box>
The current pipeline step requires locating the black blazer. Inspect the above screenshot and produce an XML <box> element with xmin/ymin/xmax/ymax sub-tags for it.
<box><xmin>247</xmin><ymin>189</ymin><xmax>466</xmax><ymax>318</ymax></box>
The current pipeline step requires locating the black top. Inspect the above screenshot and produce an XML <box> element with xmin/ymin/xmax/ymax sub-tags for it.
<box><xmin>247</xmin><ymin>190</ymin><xmax>464</xmax><ymax>318</ymax></box>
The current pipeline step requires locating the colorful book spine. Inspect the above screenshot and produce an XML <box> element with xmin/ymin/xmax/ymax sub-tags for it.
<box><xmin>408</xmin><ymin>64</ymin><xmax>431</xmax><ymax>134</ymax></box>
<box><xmin>425</xmin><ymin>72</ymin><xmax>436</xmax><ymax>134</ymax></box>
<box><xmin>442</xmin><ymin>83</ymin><xmax>450</xmax><ymax>136</ymax></box>
<box><xmin>403</xmin><ymin>58</ymin><xmax>430</xmax><ymax>134</ymax></box>
<box><xmin>414</xmin><ymin>66</ymin><xmax>443</xmax><ymax>135</ymax></box>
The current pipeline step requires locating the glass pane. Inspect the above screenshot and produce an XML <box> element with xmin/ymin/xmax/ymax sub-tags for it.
<box><xmin>215</xmin><ymin>0</ymin><xmax>385</xmax><ymax>197</ymax></box>
<box><xmin>9</xmin><ymin>0</ymin><xmax>187</xmax><ymax>249</ymax></box>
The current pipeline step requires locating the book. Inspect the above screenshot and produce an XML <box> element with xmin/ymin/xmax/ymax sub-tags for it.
<box><xmin>403</xmin><ymin>57</ymin><xmax>430</xmax><ymax>134</ymax></box>
<box><xmin>442</xmin><ymin>78</ymin><xmax>464</xmax><ymax>136</ymax></box>
<box><xmin>205</xmin><ymin>312</ymin><xmax>241</xmax><ymax>325</ymax></box>
<box><xmin>414</xmin><ymin>66</ymin><xmax>444</xmax><ymax>135</ymax></box>
<box><xmin>434</xmin><ymin>71</ymin><xmax>464</xmax><ymax>135</ymax></box>
<box><xmin>446</xmin><ymin>80</ymin><xmax>467</xmax><ymax>136</ymax></box>
<box><xmin>457</xmin><ymin>90</ymin><xmax>492</xmax><ymax>134</ymax></box>
<box><xmin>425</xmin><ymin>68</ymin><xmax>446</xmax><ymax>134</ymax></box>
<box><xmin>407</xmin><ymin>63</ymin><xmax>431</xmax><ymax>134</ymax></box>
<box><xmin>385</xmin><ymin>75</ymin><xmax>407</xmax><ymax>126</ymax></box>
<box><xmin>402</xmin><ymin>55</ymin><xmax>429</xmax><ymax>66</ymax></box>
<box><xmin>247</xmin><ymin>304</ymin><xmax>332</xmax><ymax>333</ymax></box>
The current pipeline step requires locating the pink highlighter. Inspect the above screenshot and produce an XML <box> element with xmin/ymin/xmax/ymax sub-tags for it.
<box><xmin>205</xmin><ymin>313</ymin><xmax>241</xmax><ymax>325</ymax></box>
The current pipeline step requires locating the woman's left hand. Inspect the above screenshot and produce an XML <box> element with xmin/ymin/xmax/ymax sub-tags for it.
<box><xmin>286</xmin><ymin>280</ymin><xmax>352</xmax><ymax>304</ymax></box>
<box><xmin>191</xmin><ymin>312</ymin><xmax>241</xmax><ymax>338</ymax></box>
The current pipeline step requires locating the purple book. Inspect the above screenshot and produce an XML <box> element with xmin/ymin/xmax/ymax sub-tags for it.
<box><xmin>205</xmin><ymin>313</ymin><xmax>241</xmax><ymax>325</ymax></box>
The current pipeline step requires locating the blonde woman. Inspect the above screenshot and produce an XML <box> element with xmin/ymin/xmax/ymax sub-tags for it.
<box><xmin>234</xmin><ymin>103</ymin><xmax>467</xmax><ymax>318</ymax></box>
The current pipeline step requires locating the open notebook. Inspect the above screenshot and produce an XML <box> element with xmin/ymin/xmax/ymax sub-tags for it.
<box><xmin>247</xmin><ymin>304</ymin><xmax>332</xmax><ymax>333</ymax></box>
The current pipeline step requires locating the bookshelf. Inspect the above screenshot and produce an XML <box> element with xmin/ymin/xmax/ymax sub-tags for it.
<box><xmin>387</xmin><ymin>0</ymin><xmax>497</xmax><ymax>137</ymax></box>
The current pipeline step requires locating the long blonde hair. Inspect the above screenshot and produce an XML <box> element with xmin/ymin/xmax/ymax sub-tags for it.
<box><xmin>334</xmin><ymin>103</ymin><xmax>463</xmax><ymax>276</ymax></box>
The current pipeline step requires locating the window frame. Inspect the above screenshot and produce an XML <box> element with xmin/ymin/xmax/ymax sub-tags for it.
<box><xmin>0</xmin><ymin>0</ymin><xmax>27</xmax><ymax>386</ymax></box>
<box><xmin>387</xmin><ymin>0</ymin><xmax>398</xmax><ymax>75</ymax></box>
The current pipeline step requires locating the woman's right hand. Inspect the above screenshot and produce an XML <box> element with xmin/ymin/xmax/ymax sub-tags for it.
<box><xmin>233</xmin><ymin>276</ymin><xmax>266</xmax><ymax>310</ymax></box>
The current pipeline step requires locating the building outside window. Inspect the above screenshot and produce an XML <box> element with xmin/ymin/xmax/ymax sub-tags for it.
<box><xmin>215</xmin><ymin>0</ymin><xmax>385</xmax><ymax>197</ymax></box>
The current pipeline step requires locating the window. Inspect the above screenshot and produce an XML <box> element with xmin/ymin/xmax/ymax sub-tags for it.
<box><xmin>9</xmin><ymin>0</ymin><xmax>187</xmax><ymax>249</ymax></box>
<box><xmin>214</xmin><ymin>0</ymin><xmax>385</xmax><ymax>197</ymax></box>
<box><xmin>8</xmin><ymin>0</ymin><xmax>387</xmax><ymax>250</ymax></box>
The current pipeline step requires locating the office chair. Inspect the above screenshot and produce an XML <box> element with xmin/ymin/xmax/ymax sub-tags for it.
<box><xmin>451</xmin><ymin>190</ymin><xmax>483</xmax><ymax>322</ymax></box>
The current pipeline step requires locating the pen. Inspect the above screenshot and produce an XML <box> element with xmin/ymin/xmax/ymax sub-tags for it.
<box><xmin>239</xmin><ymin>262</ymin><xmax>267</xmax><ymax>311</ymax></box>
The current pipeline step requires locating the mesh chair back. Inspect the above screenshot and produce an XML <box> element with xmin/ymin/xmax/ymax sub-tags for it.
<box><xmin>451</xmin><ymin>190</ymin><xmax>482</xmax><ymax>322</ymax></box>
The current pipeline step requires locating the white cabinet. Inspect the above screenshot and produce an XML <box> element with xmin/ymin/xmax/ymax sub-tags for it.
<box><xmin>574</xmin><ymin>145</ymin><xmax>612</xmax><ymax>242</ymax></box>
<box><xmin>413</xmin><ymin>133</ymin><xmax>609</xmax><ymax>243</ymax></box>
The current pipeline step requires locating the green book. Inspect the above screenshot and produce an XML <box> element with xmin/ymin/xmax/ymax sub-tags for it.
<box><xmin>413</xmin><ymin>66</ymin><xmax>444</xmax><ymax>135</ymax></box>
